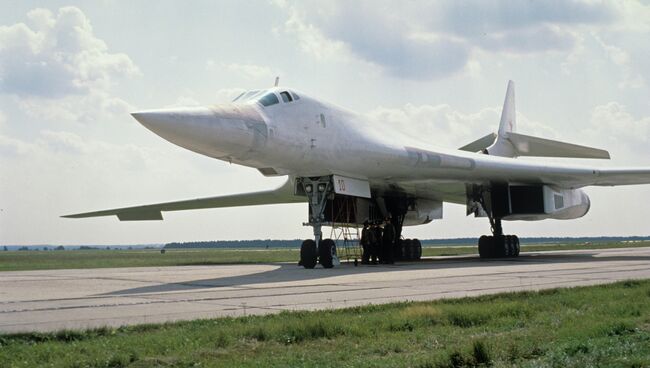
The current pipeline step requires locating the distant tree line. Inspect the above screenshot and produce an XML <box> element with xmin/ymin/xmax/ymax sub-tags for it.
<box><xmin>3</xmin><ymin>236</ymin><xmax>649</xmax><ymax>252</ymax></box>
<box><xmin>164</xmin><ymin>236</ymin><xmax>650</xmax><ymax>249</ymax></box>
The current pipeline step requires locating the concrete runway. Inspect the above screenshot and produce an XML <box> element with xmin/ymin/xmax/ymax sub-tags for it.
<box><xmin>1</xmin><ymin>247</ymin><xmax>649</xmax><ymax>333</ymax></box>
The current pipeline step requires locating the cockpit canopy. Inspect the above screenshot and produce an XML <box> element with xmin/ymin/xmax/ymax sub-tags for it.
<box><xmin>232</xmin><ymin>89</ymin><xmax>300</xmax><ymax>107</ymax></box>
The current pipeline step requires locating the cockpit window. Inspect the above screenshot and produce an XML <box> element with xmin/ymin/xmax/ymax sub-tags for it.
<box><xmin>280</xmin><ymin>91</ymin><xmax>293</xmax><ymax>103</ymax></box>
<box><xmin>232</xmin><ymin>89</ymin><xmax>297</xmax><ymax>105</ymax></box>
<box><xmin>258</xmin><ymin>92</ymin><xmax>279</xmax><ymax>107</ymax></box>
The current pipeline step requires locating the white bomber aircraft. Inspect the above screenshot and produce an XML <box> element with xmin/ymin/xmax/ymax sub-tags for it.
<box><xmin>64</xmin><ymin>81</ymin><xmax>650</xmax><ymax>268</ymax></box>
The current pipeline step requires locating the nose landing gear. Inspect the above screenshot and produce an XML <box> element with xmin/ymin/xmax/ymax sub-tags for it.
<box><xmin>298</xmin><ymin>176</ymin><xmax>340</xmax><ymax>269</ymax></box>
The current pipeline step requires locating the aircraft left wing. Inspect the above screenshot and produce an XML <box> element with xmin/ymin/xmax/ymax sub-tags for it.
<box><xmin>62</xmin><ymin>178</ymin><xmax>305</xmax><ymax>221</ymax></box>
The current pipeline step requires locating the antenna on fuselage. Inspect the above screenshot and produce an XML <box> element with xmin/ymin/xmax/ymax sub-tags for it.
<box><xmin>274</xmin><ymin>76</ymin><xmax>279</xmax><ymax>87</ymax></box>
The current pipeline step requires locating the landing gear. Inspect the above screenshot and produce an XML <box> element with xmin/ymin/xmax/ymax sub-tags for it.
<box><xmin>298</xmin><ymin>176</ymin><xmax>340</xmax><ymax>269</ymax></box>
<box><xmin>300</xmin><ymin>239</ymin><xmax>317</xmax><ymax>269</ymax></box>
<box><xmin>300</xmin><ymin>238</ymin><xmax>338</xmax><ymax>269</ymax></box>
<box><xmin>477</xmin><ymin>217</ymin><xmax>520</xmax><ymax>259</ymax></box>
<box><xmin>400</xmin><ymin>238</ymin><xmax>422</xmax><ymax>261</ymax></box>
<box><xmin>318</xmin><ymin>239</ymin><xmax>336</xmax><ymax>268</ymax></box>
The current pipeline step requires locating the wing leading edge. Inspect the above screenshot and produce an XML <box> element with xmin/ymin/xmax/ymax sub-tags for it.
<box><xmin>62</xmin><ymin>178</ymin><xmax>305</xmax><ymax>221</ymax></box>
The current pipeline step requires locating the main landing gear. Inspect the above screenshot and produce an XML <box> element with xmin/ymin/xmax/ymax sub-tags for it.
<box><xmin>298</xmin><ymin>177</ymin><xmax>339</xmax><ymax>269</ymax></box>
<box><xmin>300</xmin><ymin>238</ymin><xmax>337</xmax><ymax>269</ymax></box>
<box><xmin>477</xmin><ymin>217</ymin><xmax>520</xmax><ymax>258</ymax></box>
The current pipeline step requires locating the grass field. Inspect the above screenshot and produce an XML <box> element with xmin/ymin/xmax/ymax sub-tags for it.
<box><xmin>1</xmin><ymin>241</ymin><xmax>649</xmax><ymax>272</ymax></box>
<box><xmin>1</xmin><ymin>280</ymin><xmax>649</xmax><ymax>367</ymax></box>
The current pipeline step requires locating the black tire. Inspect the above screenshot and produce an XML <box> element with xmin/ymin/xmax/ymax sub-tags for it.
<box><xmin>300</xmin><ymin>239</ymin><xmax>317</xmax><ymax>269</ymax></box>
<box><xmin>478</xmin><ymin>235</ymin><xmax>490</xmax><ymax>258</ymax></box>
<box><xmin>493</xmin><ymin>235</ymin><xmax>506</xmax><ymax>258</ymax></box>
<box><xmin>412</xmin><ymin>239</ymin><xmax>422</xmax><ymax>260</ymax></box>
<box><xmin>395</xmin><ymin>239</ymin><xmax>406</xmax><ymax>261</ymax></box>
<box><xmin>319</xmin><ymin>238</ymin><xmax>335</xmax><ymax>268</ymax></box>
<box><xmin>403</xmin><ymin>239</ymin><xmax>413</xmax><ymax>260</ymax></box>
<box><xmin>504</xmin><ymin>235</ymin><xmax>512</xmax><ymax>257</ymax></box>
<box><xmin>513</xmin><ymin>235</ymin><xmax>521</xmax><ymax>256</ymax></box>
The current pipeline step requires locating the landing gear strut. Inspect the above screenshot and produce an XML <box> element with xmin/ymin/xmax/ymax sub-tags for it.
<box><xmin>474</xmin><ymin>188</ymin><xmax>521</xmax><ymax>259</ymax></box>
<box><xmin>298</xmin><ymin>177</ymin><xmax>338</xmax><ymax>269</ymax></box>
<box><xmin>478</xmin><ymin>217</ymin><xmax>520</xmax><ymax>258</ymax></box>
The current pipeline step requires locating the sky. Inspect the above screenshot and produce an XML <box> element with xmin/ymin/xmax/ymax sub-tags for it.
<box><xmin>1</xmin><ymin>0</ymin><xmax>650</xmax><ymax>245</ymax></box>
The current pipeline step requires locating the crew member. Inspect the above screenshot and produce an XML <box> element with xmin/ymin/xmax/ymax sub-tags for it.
<box><xmin>372</xmin><ymin>221</ymin><xmax>382</xmax><ymax>264</ymax></box>
<box><xmin>360</xmin><ymin>221</ymin><xmax>371</xmax><ymax>264</ymax></box>
<box><xmin>382</xmin><ymin>217</ymin><xmax>395</xmax><ymax>264</ymax></box>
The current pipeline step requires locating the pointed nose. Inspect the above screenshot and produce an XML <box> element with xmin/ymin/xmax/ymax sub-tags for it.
<box><xmin>130</xmin><ymin>105</ymin><xmax>267</xmax><ymax>161</ymax></box>
<box><xmin>131</xmin><ymin>107</ymin><xmax>210</xmax><ymax>132</ymax></box>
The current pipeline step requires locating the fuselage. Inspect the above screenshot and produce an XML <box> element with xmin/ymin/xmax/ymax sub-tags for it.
<box><xmin>132</xmin><ymin>87</ymin><xmax>602</xmax><ymax>192</ymax></box>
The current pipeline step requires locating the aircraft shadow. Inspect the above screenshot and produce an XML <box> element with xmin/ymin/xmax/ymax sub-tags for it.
<box><xmin>103</xmin><ymin>250</ymin><xmax>650</xmax><ymax>297</ymax></box>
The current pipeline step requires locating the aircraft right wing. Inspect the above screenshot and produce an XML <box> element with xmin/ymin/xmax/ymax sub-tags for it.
<box><xmin>62</xmin><ymin>177</ymin><xmax>305</xmax><ymax>221</ymax></box>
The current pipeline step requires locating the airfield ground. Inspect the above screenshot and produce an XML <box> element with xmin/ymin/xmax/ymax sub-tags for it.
<box><xmin>1</xmin><ymin>243</ymin><xmax>649</xmax><ymax>367</ymax></box>
<box><xmin>1</xmin><ymin>280</ymin><xmax>649</xmax><ymax>367</ymax></box>
<box><xmin>1</xmin><ymin>240</ymin><xmax>649</xmax><ymax>272</ymax></box>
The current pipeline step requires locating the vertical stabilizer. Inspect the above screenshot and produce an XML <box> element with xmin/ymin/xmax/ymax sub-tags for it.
<box><xmin>460</xmin><ymin>80</ymin><xmax>610</xmax><ymax>159</ymax></box>
<box><xmin>498</xmin><ymin>80</ymin><xmax>516</xmax><ymax>135</ymax></box>
<box><xmin>485</xmin><ymin>80</ymin><xmax>517</xmax><ymax>157</ymax></box>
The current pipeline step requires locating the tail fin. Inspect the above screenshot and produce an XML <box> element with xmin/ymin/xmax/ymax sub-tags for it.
<box><xmin>498</xmin><ymin>80</ymin><xmax>516</xmax><ymax>135</ymax></box>
<box><xmin>459</xmin><ymin>80</ymin><xmax>610</xmax><ymax>160</ymax></box>
<box><xmin>485</xmin><ymin>80</ymin><xmax>517</xmax><ymax>157</ymax></box>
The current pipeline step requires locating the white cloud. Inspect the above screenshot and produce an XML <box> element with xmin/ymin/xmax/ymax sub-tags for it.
<box><xmin>215</xmin><ymin>88</ymin><xmax>246</xmax><ymax>103</ymax></box>
<box><xmin>611</xmin><ymin>0</ymin><xmax>650</xmax><ymax>32</ymax></box>
<box><xmin>365</xmin><ymin>103</ymin><xmax>557</xmax><ymax>150</ymax></box>
<box><xmin>593</xmin><ymin>34</ymin><xmax>645</xmax><ymax>89</ymax></box>
<box><xmin>16</xmin><ymin>91</ymin><xmax>134</xmax><ymax>123</ymax></box>
<box><xmin>583</xmin><ymin>102</ymin><xmax>650</xmax><ymax>160</ymax></box>
<box><xmin>275</xmin><ymin>0</ymin><xmax>620</xmax><ymax>80</ymax></box>
<box><xmin>0</xmin><ymin>7</ymin><xmax>139</xmax><ymax>97</ymax></box>
<box><xmin>0</xmin><ymin>7</ymin><xmax>139</xmax><ymax>123</ymax></box>
<box><xmin>164</xmin><ymin>95</ymin><xmax>201</xmax><ymax>108</ymax></box>
<box><xmin>206</xmin><ymin>60</ymin><xmax>277</xmax><ymax>80</ymax></box>
<box><xmin>274</xmin><ymin>3</ymin><xmax>352</xmax><ymax>61</ymax></box>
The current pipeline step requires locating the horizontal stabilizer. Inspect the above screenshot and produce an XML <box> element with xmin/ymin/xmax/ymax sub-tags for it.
<box><xmin>507</xmin><ymin>132</ymin><xmax>610</xmax><ymax>159</ymax></box>
<box><xmin>458</xmin><ymin>133</ymin><xmax>496</xmax><ymax>152</ymax></box>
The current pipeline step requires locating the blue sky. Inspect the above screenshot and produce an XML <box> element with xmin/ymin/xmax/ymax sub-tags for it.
<box><xmin>1</xmin><ymin>1</ymin><xmax>649</xmax><ymax>244</ymax></box>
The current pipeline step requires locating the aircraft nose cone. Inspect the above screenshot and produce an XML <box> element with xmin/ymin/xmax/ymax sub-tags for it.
<box><xmin>131</xmin><ymin>107</ymin><xmax>212</xmax><ymax>138</ymax></box>
<box><xmin>131</xmin><ymin>108</ymin><xmax>199</xmax><ymax>130</ymax></box>
<box><xmin>130</xmin><ymin>111</ymin><xmax>155</xmax><ymax>126</ymax></box>
<box><xmin>130</xmin><ymin>105</ymin><xmax>264</xmax><ymax>160</ymax></box>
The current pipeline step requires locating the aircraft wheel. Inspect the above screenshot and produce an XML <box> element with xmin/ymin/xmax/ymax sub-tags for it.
<box><xmin>397</xmin><ymin>239</ymin><xmax>406</xmax><ymax>260</ymax></box>
<box><xmin>413</xmin><ymin>239</ymin><xmax>422</xmax><ymax>260</ymax></box>
<box><xmin>513</xmin><ymin>235</ymin><xmax>521</xmax><ymax>256</ymax></box>
<box><xmin>319</xmin><ymin>238</ymin><xmax>336</xmax><ymax>268</ymax></box>
<box><xmin>403</xmin><ymin>239</ymin><xmax>413</xmax><ymax>260</ymax></box>
<box><xmin>504</xmin><ymin>235</ymin><xmax>512</xmax><ymax>257</ymax></box>
<box><xmin>494</xmin><ymin>235</ymin><xmax>506</xmax><ymax>258</ymax></box>
<box><xmin>300</xmin><ymin>239</ymin><xmax>317</xmax><ymax>269</ymax></box>
<box><xmin>478</xmin><ymin>235</ymin><xmax>490</xmax><ymax>258</ymax></box>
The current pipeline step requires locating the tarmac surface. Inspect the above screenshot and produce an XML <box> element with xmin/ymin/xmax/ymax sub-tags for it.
<box><xmin>1</xmin><ymin>247</ymin><xmax>649</xmax><ymax>333</ymax></box>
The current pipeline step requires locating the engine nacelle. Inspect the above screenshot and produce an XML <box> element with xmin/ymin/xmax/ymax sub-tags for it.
<box><xmin>403</xmin><ymin>199</ymin><xmax>443</xmax><ymax>226</ymax></box>
<box><xmin>488</xmin><ymin>185</ymin><xmax>590</xmax><ymax>221</ymax></box>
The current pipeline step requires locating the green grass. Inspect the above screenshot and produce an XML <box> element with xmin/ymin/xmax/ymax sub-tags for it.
<box><xmin>1</xmin><ymin>280</ymin><xmax>649</xmax><ymax>367</ymax></box>
<box><xmin>0</xmin><ymin>248</ymin><xmax>300</xmax><ymax>272</ymax></box>
<box><xmin>1</xmin><ymin>241</ymin><xmax>649</xmax><ymax>272</ymax></box>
